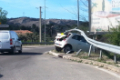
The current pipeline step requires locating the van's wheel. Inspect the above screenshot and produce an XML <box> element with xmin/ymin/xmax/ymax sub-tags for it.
<box><xmin>9</xmin><ymin>47</ymin><xmax>16</xmax><ymax>54</ymax></box>
<box><xmin>1</xmin><ymin>51</ymin><xmax>4</xmax><ymax>54</ymax></box>
<box><xmin>55</xmin><ymin>47</ymin><xmax>62</xmax><ymax>52</ymax></box>
<box><xmin>18</xmin><ymin>46</ymin><xmax>22</xmax><ymax>53</ymax></box>
<box><xmin>63</xmin><ymin>45</ymin><xmax>72</xmax><ymax>53</ymax></box>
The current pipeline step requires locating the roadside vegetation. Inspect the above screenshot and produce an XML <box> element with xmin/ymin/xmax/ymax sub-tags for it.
<box><xmin>53</xmin><ymin>49</ymin><xmax>120</xmax><ymax>67</ymax></box>
<box><xmin>74</xmin><ymin>51</ymin><xmax>120</xmax><ymax>67</ymax></box>
<box><xmin>105</xmin><ymin>25</ymin><xmax>120</xmax><ymax>46</ymax></box>
<box><xmin>103</xmin><ymin>25</ymin><xmax>120</xmax><ymax>63</ymax></box>
<box><xmin>0</xmin><ymin>7</ymin><xmax>7</xmax><ymax>24</ymax></box>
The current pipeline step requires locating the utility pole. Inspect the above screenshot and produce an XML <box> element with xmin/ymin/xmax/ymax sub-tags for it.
<box><xmin>77</xmin><ymin>0</ymin><xmax>80</xmax><ymax>28</ymax></box>
<box><xmin>89</xmin><ymin>0</ymin><xmax>91</xmax><ymax>32</ymax></box>
<box><xmin>44</xmin><ymin>0</ymin><xmax>46</xmax><ymax>44</ymax></box>
<box><xmin>39</xmin><ymin>6</ymin><xmax>42</xmax><ymax>42</ymax></box>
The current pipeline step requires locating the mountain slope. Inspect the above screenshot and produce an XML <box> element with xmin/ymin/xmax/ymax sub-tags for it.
<box><xmin>7</xmin><ymin>17</ymin><xmax>77</xmax><ymax>27</ymax></box>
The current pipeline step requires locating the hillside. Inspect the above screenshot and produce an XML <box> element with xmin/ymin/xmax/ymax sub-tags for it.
<box><xmin>7</xmin><ymin>17</ymin><xmax>78</xmax><ymax>27</ymax></box>
<box><xmin>6</xmin><ymin>17</ymin><xmax>89</xmax><ymax>35</ymax></box>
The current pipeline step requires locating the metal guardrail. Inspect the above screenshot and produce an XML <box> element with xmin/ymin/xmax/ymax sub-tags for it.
<box><xmin>66</xmin><ymin>29</ymin><xmax>120</xmax><ymax>55</ymax></box>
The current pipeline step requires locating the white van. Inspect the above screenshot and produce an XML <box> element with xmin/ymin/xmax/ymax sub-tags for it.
<box><xmin>0</xmin><ymin>30</ymin><xmax>22</xmax><ymax>54</ymax></box>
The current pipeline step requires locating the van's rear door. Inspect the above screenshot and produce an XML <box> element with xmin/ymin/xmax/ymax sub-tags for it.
<box><xmin>0</xmin><ymin>31</ymin><xmax>10</xmax><ymax>49</ymax></box>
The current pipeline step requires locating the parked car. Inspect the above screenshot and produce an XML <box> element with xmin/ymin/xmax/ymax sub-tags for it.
<box><xmin>54</xmin><ymin>32</ymin><xmax>90</xmax><ymax>53</ymax></box>
<box><xmin>0</xmin><ymin>30</ymin><xmax>22</xmax><ymax>54</ymax></box>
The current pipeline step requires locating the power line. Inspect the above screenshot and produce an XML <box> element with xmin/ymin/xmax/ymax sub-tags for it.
<box><xmin>60</xmin><ymin>4</ymin><xmax>77</xmax><ymax>16</ymax></box>
<box><xmin>77</xmin><ymin>0</ymin><xmax>80</xmax><ymax>28</ymax></box>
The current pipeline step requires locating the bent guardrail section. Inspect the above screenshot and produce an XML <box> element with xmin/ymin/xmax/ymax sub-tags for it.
<box><xmin>65</xmin><ymin>29</ymin><xmax>120</xmax><ymax>55</ymax></box>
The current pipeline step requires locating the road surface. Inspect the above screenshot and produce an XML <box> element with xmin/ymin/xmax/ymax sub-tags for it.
<box><xmin>0</xmin><ymin>45</ymin><xmax>119</xmax><ymax>80</ymax></box>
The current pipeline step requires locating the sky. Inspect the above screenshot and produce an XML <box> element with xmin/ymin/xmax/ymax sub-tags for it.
<box><xmin>0</xmin><ymin>0</ymin><xmax>88</xmax><ymax>20</ymax></box>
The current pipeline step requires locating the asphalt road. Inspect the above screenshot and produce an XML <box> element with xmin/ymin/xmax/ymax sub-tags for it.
<box><xmin>0</xmin><ymin>45</ymin><xmax>119</xmax><ymax>80</ymax></box>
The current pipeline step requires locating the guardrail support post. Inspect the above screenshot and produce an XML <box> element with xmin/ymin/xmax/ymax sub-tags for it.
<box><xmin>99</xmin><ymin>49</ymin><xmax>102</xmax><ymax>60</ymax></box>
<box><xmin>76</xmin><ymin>49</ymin><xmax>82</xmax><ymax>55</ymax></box>
<box><xmin>88</xmin><ymin>45</ymin><xmax>92</xmax><ymax>57</ymax></box>
<box><xmin>114</xmin><ymin>54</ymin><xmax>117</xmax><ymax>63</ymax></box>
<box><xmin>92</xmin><ymin>35</ymin><xmax>96</xmax><ymax>53</ymax></box>
<box><xmin>66</xmin><ymin>51</ymin><xmax>71</xmax><ymax>54</ymax></box>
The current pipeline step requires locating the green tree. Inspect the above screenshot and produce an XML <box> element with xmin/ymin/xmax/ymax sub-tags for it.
<box><xmin>105</xmin><ymin>25</ymin><xmax>120</xmax><ymax>46</ymax></box>
<box><xmin>103</xmin><ymin>25</ymin><xmax>120</xmax><ymax>60</ymax></box>
<box><xmin>26</xmin><ymin>33</ymin><xmax>39</xmax><ymax>42</ymax></box>
<box><xmin>31</xmin><ymin>24</ymin><xmax>39</xmax><ymax>33</ymax></box>
<box><xmin>0</xmin><ymin>7</ymin><xmax>8</xmax><ymax>24</ymax></box>
<box><xmin>18</xmin><ymin>34</ymin><xmax>27</xmax><ymax>42</ymax></box>
<box><xmin>20</xmin><ymin>26</ymin><xmax>27</xmax><ymax>30</ymax></box>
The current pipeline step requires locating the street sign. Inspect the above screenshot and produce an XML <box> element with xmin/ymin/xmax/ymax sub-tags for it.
<box><xmin>0</xmin><ymin>24</ymin><xmax>9</xmax><ymax>27</ymax></box>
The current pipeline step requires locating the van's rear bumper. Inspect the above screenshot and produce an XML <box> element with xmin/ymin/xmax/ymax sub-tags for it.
<box><xmin>0</xmin><ymin>49</ymin><xmax>11</xmax><ymax>52</ymax></box>
<box><xmin>0</xmin><ymin>46</ymin><xmax>14</xmax><ymax>52</ymax></box>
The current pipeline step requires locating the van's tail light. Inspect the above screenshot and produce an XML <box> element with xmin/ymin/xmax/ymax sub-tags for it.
<box><xmin>63</xmin><ymin>39</ymin><xmax>66</xmax><ymax>41</ymax></box>
<box><xmin>10</xmin><ymin>39</ymin><xmax>13</xmax><ymax>45</ymax></box>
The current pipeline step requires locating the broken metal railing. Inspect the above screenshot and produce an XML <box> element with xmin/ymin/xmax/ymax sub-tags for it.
<box><xmin>65</xmin><ymin>29</ymin><xmax>120</xmax><ymax>63</ymax></box>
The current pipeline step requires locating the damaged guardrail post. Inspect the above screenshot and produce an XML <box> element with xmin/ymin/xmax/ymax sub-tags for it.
<box><xmin>99</xmin><ymin>49</ymin><xmax>102</xmax><ymax>60</ymax></box>
<box><xmin>66</xmin><ymin>51</ymin><xmax>71</xmax><ymax>54</ymax></box>
<box><xmin>88</xmin><ymin>45</ymin><xmax>92</xmax><ymax>57</ymax></box>
<box><xmin>76</xmin><ymin>49</ymin><xmax>82</xmax><ymax>55</ymax></box>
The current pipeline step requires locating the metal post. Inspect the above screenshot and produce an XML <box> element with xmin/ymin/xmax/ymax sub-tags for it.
<box><xmin>92</xmin><ymin>33</ymin><xmax>96</xmax><ymax>52</ymax></box>
<box><xmin>44</xmin><ymin>0</ymin><xmax>46</xmax><ymax>44</ymax></box>
<box><xmin>39</xmin><ymin>6</ymin><xmax>42</xmax><ymax>42</ymax></box>
<box><xmin>114</xmin><ymin>54</ymin><xmax>117</xmax><ymax>63</ymax></box>
<box><xmin>77</xmin><ymin>0</ymin><xmax>79</xmax><ymax>28</ymax></box>
<box><xmin>66</xmin><ymin>51</ymin><xmax>71</xmax><ymax>54</ymax></box>
<box><xmin>88</xmin><ymin>0</ymin><xmax>91</xmax><ymax>32</ymax></box>
<box><xmin>76</xmin><ymin>49</ymin><xmax>82</xmax><ymax>55</ymax></box>
<box><xmin>99</xmin><ymin>49</ymin><xmax>102</xmax><ymax>60</ymax></box>
<box><xmin>88</xmin><ymin>45</ymin><xmax>92</xmax><ymax>57</ymax></box>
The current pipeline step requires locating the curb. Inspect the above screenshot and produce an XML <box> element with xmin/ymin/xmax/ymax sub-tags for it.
<box><xmin>48</xmin><ymin>51</ymin><xmax>120</xmax><ymax>74</ymax></box>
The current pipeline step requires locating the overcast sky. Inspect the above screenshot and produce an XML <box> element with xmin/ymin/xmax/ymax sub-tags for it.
<box><xmin>0</xmin><ymin>0</ymin><xmax>89</xmax><ymax>20</ymax></box>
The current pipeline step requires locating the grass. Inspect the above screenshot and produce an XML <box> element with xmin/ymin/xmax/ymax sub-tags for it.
<box><xmin>52</xmin><ymin>49</ymin><xmax>120</xmax><ymax>67</ymax></box>
<box><xmin>99</xmin><ymin>65</ymin><xmax>104</xmax><ymax>68</ymax></box>
<box><xmin>90</xmin><ymin>62</ymin><xmax>93</xmax><ymax>65</ymax></box>
<box><xmin>72</xmin><ymin>50</ymin><xmax>120</xmax><ymax>67</ymax></box>
<box><xmin>78</xmin><ymin>60</ymin><xmax>83</xmax><ymax>63</ymax></box>
<box><xmin>96</xmin><ymin>59</ymin><xmax>106</xmax><ymax>63</ymax></box>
